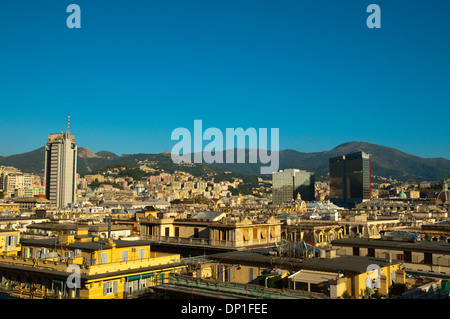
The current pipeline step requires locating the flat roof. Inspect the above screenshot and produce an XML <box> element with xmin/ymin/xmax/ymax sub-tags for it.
<box><xmin>25</xmin><ymin>222</ymin><xmax>132</xmax><ymax>231</ymax></box>
<box><xmin>20</xmin><ymin>238</ymin><xmax>153</xmax><ymax>251</ymax></box>
<box><xmin>12</xmin><ymin>197</ymin><xmax>50</xmax><ymax>203</ymax></box>
<box><xmin>0</xmin><ymin>260</ymin><xmax>184</xmax><ymax>282</ymax></box>
<box><xmin>289</xmin><ymin>270</ymin><xmax>341</xmax><ymax>284</ymax></box>
<box><xmin>0</xmin><ymin>217</ymin><xmax>48</xmax><ymax>221</ymax></box>
<box><xmin>0</xmin><ymin>229</ymin><xmax>19</xmax><ymax>233</ymax></box>
<box><xmin>26</xmin><ymin>222</ymin><xmax>86</xmax><ymax>230</ymax></box>
<box><xmin>208</xmin><ymin>248</ymin><xmax>396</xmax><ymax>274</ymax></box>
<box><xmin>331</xmin><ymin>238</ymin><xmax>450</xmax><ymax>254</ymax></box>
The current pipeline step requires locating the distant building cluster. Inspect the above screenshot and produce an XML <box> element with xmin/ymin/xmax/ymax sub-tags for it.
<box><xmin>0</xmin><ymin>166</ymin><xmax>44</xmax><ymax>200</ymax></box>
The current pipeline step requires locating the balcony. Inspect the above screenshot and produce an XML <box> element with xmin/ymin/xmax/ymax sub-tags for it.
<box><xmin>141</xmin><ymin>235</ymin><xmax>278</xmax><ymax>249</ymax></box>
<box><xmin>141</xmin><ymin>235</ymin><xmax>211</xmax><ymax>246</ymax></box>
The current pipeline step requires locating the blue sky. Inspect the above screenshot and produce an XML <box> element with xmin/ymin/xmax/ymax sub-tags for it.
<box><xmin>1</xmin><ymin>0</ymin><xmax>449</xmax><ymax>159</ymax></box>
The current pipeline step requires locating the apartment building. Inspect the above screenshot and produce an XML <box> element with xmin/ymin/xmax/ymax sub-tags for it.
<box><xmin>0</xmin><ymin>229</ymin><xmax>185</xmax><ymax>299</ymax></box>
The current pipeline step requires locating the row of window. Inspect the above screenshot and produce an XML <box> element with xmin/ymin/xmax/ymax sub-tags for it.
<box><xmin>103</xmin><ymin>274</ymin><xmax>166</xmax><ymax>296</ymax></box>
<box><xmin>20</xmin><ymin>247</ymin><xmax>147</xmax><ymax>263</ymax></box>
<box><xmin>22</xmin><ymin>247</ymin><xmax>82</xmax><ymax>259</ymax></box>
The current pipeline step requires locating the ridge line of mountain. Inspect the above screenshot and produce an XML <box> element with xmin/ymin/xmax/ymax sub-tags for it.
<box><xmin>1</xmin><ymin>141</ymin><xmax>449</xmax><ymax>182</ymax></box>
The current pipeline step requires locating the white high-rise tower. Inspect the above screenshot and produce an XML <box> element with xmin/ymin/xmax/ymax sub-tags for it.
<box><xmin>44</xmin><ymin>116</ymin><xmax>77</xmax><ymax>208</ymax></box>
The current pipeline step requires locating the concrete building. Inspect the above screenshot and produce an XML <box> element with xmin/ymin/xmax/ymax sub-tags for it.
<box><xmin>139</xmin><ymin>215</ymin><xmax>283</xmax><ymax>255</ymax></box>
<box><xmin>44</xmin><ymin>131</ymin><xmax>77</xmax><ymax>209</ymax></box>
<box><xmin>3</xmin><ymin>173</ymin><xmax>33</xmax><ymax>197</ymax></box>
<box><xmin>207</xmin><ymin>247</ymin><xmax>402</xmax><ymax>299</ymax></box>
<box><xmin>331</xmin><ymin>235</ymin><xmax>450</xmax><ymax>277</ymax></box>
<box><xmin>281</xmin><ymin>221</ymin><xmax>345</xmax><ymax>248</ymax></box>
<box><xmin>12</xmin><ymin>197</ymin><xmax>51</xmax><ymax>212</ymax></box>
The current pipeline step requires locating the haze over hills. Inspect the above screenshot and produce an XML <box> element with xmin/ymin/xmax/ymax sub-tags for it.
<box><xmin>0</xmin><ymin>142</ymin><xmax>449</xmax><ymax>182</ymax></box>
<box><xmin>208</xmin><ymin>141</ymin><xmax>450</xmax><ymax>182</ymax></box>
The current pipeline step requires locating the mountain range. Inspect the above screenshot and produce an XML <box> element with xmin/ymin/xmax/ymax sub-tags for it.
<box><xmin>0</xmin><ymin>141</ymin><xmax>449</xmax><ymax>182</ymax></box>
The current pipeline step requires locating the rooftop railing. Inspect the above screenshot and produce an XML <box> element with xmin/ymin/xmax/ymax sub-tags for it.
<box><xmin>158</xmin><ymin>273</ymin><xmax>328</xmax><ymax>299</ymax></box>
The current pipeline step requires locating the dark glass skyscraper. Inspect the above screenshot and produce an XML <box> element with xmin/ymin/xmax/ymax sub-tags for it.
<box><xmin>329</xmin><ymin>151</ymin><xmax>371</xmax><ymax>208</ymax></box>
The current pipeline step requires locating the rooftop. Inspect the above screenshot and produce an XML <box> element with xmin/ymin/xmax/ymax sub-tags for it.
<box><xmin>189</xmin><ymin>211</ymin><xmax>225</xmax><ymax>221</ymax></box>
<box><xmin>208</xmin><ymin>248</ymin><xmax>396</xmax><ymax>274</ymax></box>
<box><xmin>0</xmin><ymin>229</ymin><xmax>20</xmax><ymax>233</ymax></box>
<box><xmin>331</xmin><ymin>238</ymin><xmax>450</xmax><ymax>254</ymax></box>
<box><xmin>12</xmin><ymin>197</ymin><xmax>51</xmax><ymax>203</ymax></box>
<box><xmin>20</xmin><ymin>237</ymin><xmax>153</xmax><ymax>251</ymax></box>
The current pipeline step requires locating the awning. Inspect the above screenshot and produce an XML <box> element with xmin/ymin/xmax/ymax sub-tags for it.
<box><xmin>127</xmin><ymin>273</ymin><xmax>154</xmax><ymax>281</ymax></box>
<box><xmin>289</xmin><ymin>270</ymin><xmax>340</xmax><ymax>284</ymax></box>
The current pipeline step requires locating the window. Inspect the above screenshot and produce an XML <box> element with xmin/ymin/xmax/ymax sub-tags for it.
<box><xmin>227</xmin><ymin>268</ymin><xmax>232</xmax><ymax>282</ymax></box>
<box><xmin>260</xmin><ymin>228</ymin><xmax>267</xmax><ymax>239</ymax></box>
<box><xmin>175</xmin><ymin>227</ymin><xmax>179</xmax><ymax>237</ymax></box>
<box><xmin>269</xmin><ymin>228</ymin><xmax>275</xmax><ymax>238</ymax></box>
<box><xmin>139</xmin><ymin>249</ymin><xmax>145</xmax><ymax>259</ymax></box>
<box><xmin>243</xmin><ymin>229</ymin><xmax>249</xmax><ymax>241</ymax></box>
<box><xmin>219</xmin><ymin>229</ymin><xmax>227</xmax><ymax>241</ymax></box>
<box><xmin>121</xmin><ymin>250</ymin><xmax>128</xmax><ymax>262</ymax></box>
<box><xmin>5</xmin><ymin>235</ymin><xmax>17</xmax><ymax>246</ymax></box>
<box><xmin>248</xmin><ymin>268</ymin><xmax>253</xmax><ymax>283</ymax></box>
<box><xmin>101</xmin><ymin>252</ymin><xmax>109</xmax><ymax>264</ymax></box>
<box><xmin>86</xmin><ymin>258</ymin><xmax>97</xmax><ymax>265</ymax></box>
<box><xmin>424</xmin><ymin>252</ymin><xmax>433</xmax><ymax>265</ymax></box>
<box><xmin>103</xmin><ymin>281</ymin><xmax>118</xmax><ymax>295</ymax></box>
<box><xmin>65</xmin><ymin>251</ymin><xmax>75</xmax><ymax>259</ymax></box>
<box><xmin>404</xmin><ymin>251</ymin><xmax>412</xmax><ymax>263</ymax></box>
<box><xmin>194</xmin><ymin>228</ymin><xmax>199</xmax><ymax>238</ymax></box>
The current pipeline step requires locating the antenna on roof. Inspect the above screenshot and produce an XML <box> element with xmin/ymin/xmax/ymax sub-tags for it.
<box><xmin>68</xmin><ymin>114</ymin><xmax>70</xmax><ymax>133</ymax></box>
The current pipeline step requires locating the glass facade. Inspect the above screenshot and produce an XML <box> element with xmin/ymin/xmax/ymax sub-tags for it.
<box><xmin>273</xmin><ymin>170</ymin><xmax>294</xmax><ymax>206</ymax></box>
<box><xmin>329</xmin><ymin>156</ymin><xmax>345</xmax><ymax>200</ymax></box>
<box><xmin>272</xmin><ymin>169</ymin><xmax>315</xmax><ymax>205</ymax></box>
<box><xmin>293</xmin><ymin>170</ymin><xmax>315</xmax><ymax>202</ymax></box>
<box><xmin>329</xmin><ymin>151</ymin><xmax>371</xmax><ymax>207</ymax></box>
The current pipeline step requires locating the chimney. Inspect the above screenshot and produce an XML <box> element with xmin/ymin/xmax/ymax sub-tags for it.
<box><xmin>60</xmin><ymin>234</ymin><xmax>75</xmax><ymax>245</ymax></box>
<box><xmin>105</xmin><ymin>239</ymin><xmax>116</xmax><ymax>247</ymax></box>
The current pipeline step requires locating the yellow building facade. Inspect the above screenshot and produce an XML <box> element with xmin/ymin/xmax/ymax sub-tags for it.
<box><xmin>0</xmin><ymin>230</ymin><xmax>185</xmax><ymax>299</ymax></box>
<box><xmin>0</xmin><ymin>230</ymin><xmax>21</xmax><ymax>256</ymax></box>
<box><xmin>140</xmin><ymin>216</ymin><xmax>282</xmax><ymax>249</ymax></box>
<box><xmin>0</xmin><ymin>203</ymin><xmax>20</xmax><ymax>213</ymax></box>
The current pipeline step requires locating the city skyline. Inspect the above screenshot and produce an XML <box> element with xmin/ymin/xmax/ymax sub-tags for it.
<box><xmin>1</xmin><ymin>1</ymin><xmax>449</xmax><ymax>160</ymax></box>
